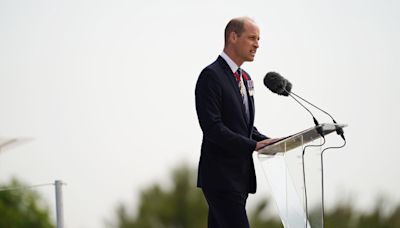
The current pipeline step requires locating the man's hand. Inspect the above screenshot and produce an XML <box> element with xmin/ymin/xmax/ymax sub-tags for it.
<box><xmin>255</xmin><ymin>138</ymin><xmax>282</xmax><ymax>151</ymax></box>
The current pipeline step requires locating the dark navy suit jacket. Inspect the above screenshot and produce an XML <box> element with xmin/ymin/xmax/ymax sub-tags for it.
<box><xmin>195</xmin><ymin>56</ymin><xmax>268</xmax><ymax>194</ymax></box>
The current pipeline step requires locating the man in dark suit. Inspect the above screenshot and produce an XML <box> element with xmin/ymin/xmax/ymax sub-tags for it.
<box><xmin>195</xmin><ymin>17</ymin><xmax>280</xmax><ymax>228</ymax></box>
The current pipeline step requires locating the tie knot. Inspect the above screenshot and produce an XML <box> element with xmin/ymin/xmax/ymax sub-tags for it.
<box><xmin>234</xmin><ymin>68</ymin><xmax>242</xmax><ymax>81</ymax></box>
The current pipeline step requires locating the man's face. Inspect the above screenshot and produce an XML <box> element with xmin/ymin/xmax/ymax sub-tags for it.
<box><xmin>233</xmin><ymin>21</ymin><xmax>260</xmax><ymax>63</ymax></box>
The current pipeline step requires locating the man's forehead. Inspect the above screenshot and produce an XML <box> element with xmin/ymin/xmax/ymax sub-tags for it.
<box><xmin>243</xmin><ymin>20</ymin><xmax>259</xmax><ymax>30</ymax></box>
<box><xmin>244</xmin><ymin>23</ymin><xmax>259</xmax><ymax>34</ymax></box>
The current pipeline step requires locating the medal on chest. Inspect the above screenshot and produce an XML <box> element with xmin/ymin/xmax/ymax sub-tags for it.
<box><xmin>247</xmin><ymin>80</ymin><xmax>254</xmax><ymax>96</ymax></box>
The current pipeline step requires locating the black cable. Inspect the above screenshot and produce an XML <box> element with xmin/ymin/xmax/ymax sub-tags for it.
<box><xmin>303</xmin><ymin>137</ymin><xmax>326</xmax><ymax>228</ymax></box>
<box><xmin>320</xmin><ymin>139</ymin><xmax>347</xmax><ymax>228</ymax></box>
<box><xmin>287</xmin><ymin>90</ymin><xmax>346</xmax><ymax>141</ymax></box>
<box><xmin>289</xmin><ymin>91</ymin><xmax>334</xmax><ymax>120</ymax></box>
<box><xmin>283</xmin><ymin>88</ymin><xmax>324</xmax><ymax>138</ymax></box>
<box><xmin>287</xmin><ymin>92</ymin><xmax>320</xmax><ymax>126</ymax></box>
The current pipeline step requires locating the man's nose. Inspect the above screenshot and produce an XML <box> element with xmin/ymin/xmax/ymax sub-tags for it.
<box><xmin>254</xmin><ymin>41</ymin><xmax>259</xmax><ymax>48</ymax></box>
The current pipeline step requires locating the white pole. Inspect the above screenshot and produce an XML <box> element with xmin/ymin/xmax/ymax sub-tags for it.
<box><xmin>55</xmin><ymin>180</ymin><xmax>64</xmax><ymax>228</ymax></box>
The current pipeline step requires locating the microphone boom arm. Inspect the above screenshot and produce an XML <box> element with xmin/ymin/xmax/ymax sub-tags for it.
<box><xmin>284</xmin><ymin>89</ymin><xmax>324</xmax><ymax>138</ymax></box>
<box><xmin>286</xmin><ymin>89</ymin><xmax>345</xmax><ymax>140</ymax></box>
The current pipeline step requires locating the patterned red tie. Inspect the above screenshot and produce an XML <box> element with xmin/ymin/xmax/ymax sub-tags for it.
<box><xmin>234</xmin><ymin>68</ymin><xmax>250</xmax><ymax>122</ymax></box>
<box><xmin>234</xmin><ymin>69</ymin><xmax>246</xmax><ymax>101</ymax></box>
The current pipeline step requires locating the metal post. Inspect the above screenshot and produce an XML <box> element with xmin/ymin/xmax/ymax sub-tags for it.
<box><xmin>55</xmin><ymin>180</ymin><xmax>64</xmax><ymax>228</ymax></box>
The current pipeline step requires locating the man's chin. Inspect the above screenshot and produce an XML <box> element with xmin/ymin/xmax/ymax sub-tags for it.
<box><xmin>242</xmin><ymin>55</ymin><xmax>255</xmax><ymax>62</ymax></box>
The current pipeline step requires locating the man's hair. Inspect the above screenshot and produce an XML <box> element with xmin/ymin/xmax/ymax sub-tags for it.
<box><xmin>224</xmin><ymin>17</ymin><xmax>254</xmax><ymax>44</ymax></box>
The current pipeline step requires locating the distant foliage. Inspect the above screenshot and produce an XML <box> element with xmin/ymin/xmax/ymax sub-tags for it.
<box><xmin>109</xmin><ymin>165</ymin><xmax>208</xmax><ymax>228</ymax></box>
<box><xmin>0</xmin><ymin>178</ymin><xmax>54</xmax><ymax>228</ymax></box>
<box><xmin>323</xmin><ymin>198</ymin><xmax>400</xmax><ymax>228</ymax></box>
<box><xmin>108</xmin><ymin>164</ymin><xmax>400</xmax><ymax>228</ymax></box>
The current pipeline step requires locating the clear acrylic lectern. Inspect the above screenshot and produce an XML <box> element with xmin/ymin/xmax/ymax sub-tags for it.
<box><xmin>257</xmin><ymin>123</ymin><xmax>346</xmax><ymax>228</ymax></box>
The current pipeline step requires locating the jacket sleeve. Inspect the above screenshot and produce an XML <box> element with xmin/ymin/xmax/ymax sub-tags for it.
<box><xmin>195</xmin><ymin>68</ymin><xmax>257</xmax><ymax>154</ymax></box>
<box><xmin>252</xmin><ymin>126</ymin><xmax>269</xmax><ymax>141</ymax></box>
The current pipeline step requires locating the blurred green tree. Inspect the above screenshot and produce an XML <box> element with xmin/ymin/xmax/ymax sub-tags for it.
<box><xmin>108</xmin><ymin>164</ymin><xmax>400</xmax><ymax>228</ymax></box>
<box><xmin>355</xmin><ymin>197</ymin><xmax>400</xmax><ymax>228</ymax></box>
<box><xmin>0</xmin><ymin>178</ymin><xmax>54</xmax><ymax>228</ymax></box>
<box><xmin>323</xmin><ymin>202</ymin><xmax>356</xmax><ymax>228</ymax></box>
<box><xmin>110</xmin><ymin>165</ymin><xmax>208</xmax><ymax>228</ymax></box>
<box><xmin>108</xmin><ymin>165</ymin><xmax>281</xmax><ymax>228</ymax></box>
<box><xmin>321</xmin><ymin>197</ymin><xmax>400</xmax><ymax>228</ymax></box>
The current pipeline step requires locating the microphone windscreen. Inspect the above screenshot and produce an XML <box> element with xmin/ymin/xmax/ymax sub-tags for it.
<box><xmin>264</xmin><ymin>72</ymin><xmax>286</xmax><ymax>95</ymax></box>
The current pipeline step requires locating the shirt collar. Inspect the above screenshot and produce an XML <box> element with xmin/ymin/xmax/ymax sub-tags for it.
<box><xmin>220</xmin><ymin>51</ymin><xmax>239</xmax><ymax>74</ymax></box>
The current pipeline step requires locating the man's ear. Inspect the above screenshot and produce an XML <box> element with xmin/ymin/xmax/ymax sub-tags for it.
<box><xmin>229</xmin><ymin>31</ymin><xmax>238</xmax><ymax>44</ymax></box>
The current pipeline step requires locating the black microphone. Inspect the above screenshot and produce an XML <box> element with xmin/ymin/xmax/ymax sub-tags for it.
<box><xmin>263</xmin><ymin>72</ymin><xmax>345</xmax><ymax>140</ymax></box>
<box><xmin>263</xmin><ymin>72</ymin><xmax>289</xmax><ymax>96</ymax></box>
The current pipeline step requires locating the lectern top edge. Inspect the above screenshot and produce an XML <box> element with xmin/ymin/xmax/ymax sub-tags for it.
<box><xmin>258</xmin><ymin>123</ymin><xmax>347</xmax><ymax>155</ymax></box>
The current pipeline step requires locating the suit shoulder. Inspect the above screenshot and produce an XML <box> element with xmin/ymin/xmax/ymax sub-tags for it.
<box><xmin>195</xmin><ymin>61</ymin><xmax>227</xmax><ymax>96</ymax></box>
<box><xmin>198</xmin><ymin>60</ymin><xmax>224</xmax><ymax>82</ymax></box>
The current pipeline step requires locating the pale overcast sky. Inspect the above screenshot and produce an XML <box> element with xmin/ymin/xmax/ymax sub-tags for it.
<box><xmin>1</xmin><ymin>0</ymin><xmax>400</xmax><ymax>227</ymax></box>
